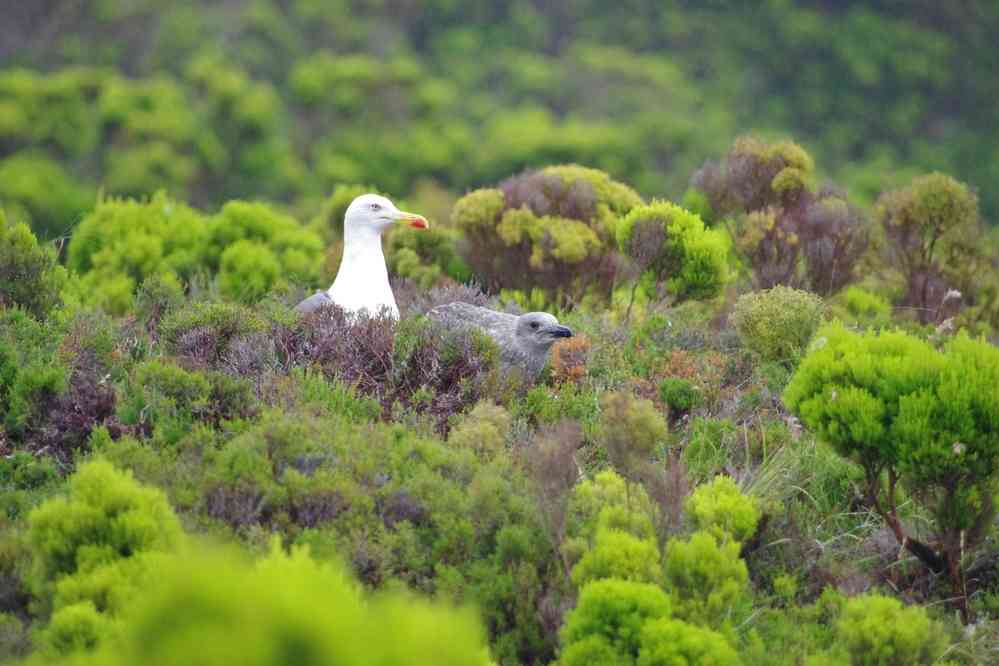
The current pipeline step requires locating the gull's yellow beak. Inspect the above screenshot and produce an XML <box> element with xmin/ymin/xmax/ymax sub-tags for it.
<box><xmin>394</xmin><ymin>212</ymin><xmax>429</xmax><ymax>230</ymax></box>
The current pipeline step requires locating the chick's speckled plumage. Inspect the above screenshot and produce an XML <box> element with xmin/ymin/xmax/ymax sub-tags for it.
<box><xmin>428</xmin><ymin>302</ymin><xmax>573</xmax><ymax>377</ymax></box>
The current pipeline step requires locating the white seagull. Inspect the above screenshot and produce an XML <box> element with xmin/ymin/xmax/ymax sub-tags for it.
<box><xmin>295</xmin><ymin>194</ymin><xmax>429</xmax><ymax>319</ymax></box>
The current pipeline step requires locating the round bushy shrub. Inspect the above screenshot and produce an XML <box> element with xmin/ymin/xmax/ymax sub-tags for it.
<box><xmin>0</xmin><ymin>214</ymin><xmax>67</xmax><ymax>319</ymax></box>
<box><xmin>690</xmin><ymin>136</ymin><xmax>869</xmax><ymax>296</ymax></box>
<box><xmin>731</xmin><ymin>286</ymin><xmax>825</xmax><ymax>364</ymax></box>
<box><xmin>27</xmin><ymin>460</ymin><xmax>183</xmax><ymax>600</ymax></box>
<box><xmin>559</xmin><ymin>579</ymin><xmax>672</xmax><ymax>665</ymax></box>
<box><xmin>571</xmin><ymin>529</ymin><xmax>662</xmax><ymax>588</ymax></box>
<box><xmin>617</xmin><ymin>200</ymin><xmax>729</xmax><ymax>303</ymax></box>
<box><xmin>452</xmin><ymin>165</ymin><xmax>642</xmax><ymax>304</ymax></box>
<box><xmin>685</xmin><ymin>475</ymin><xmax>760</xmax><ymax>544</ymax></box>
<box><xmin>784</xmin><ymin>323</ymin><xmax>999</xmax><ymax>618</ymax></box>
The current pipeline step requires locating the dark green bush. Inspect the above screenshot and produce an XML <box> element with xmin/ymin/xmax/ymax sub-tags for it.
<box><xmin>0</xmin><ymin>214</ymin><xmax>67</xmax><ymax>319</ymax></box>
<box><xmin>731</xmin><ymin>286</ymin><xmax>825</xmax><ymax>365</ymax></box>
<box><xmin>657</xmin><ymin>377</ymin><xmax>700</xmax><ymax>415</ymax></box>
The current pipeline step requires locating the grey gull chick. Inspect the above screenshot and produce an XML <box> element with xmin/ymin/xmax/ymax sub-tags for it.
<box><xmin>295</xmin><ymin>194</ymin><xmax>428</xmax><ymax>319</ymax></box>
<box><xmin>429</xmin><ymin>302</ymin><xmax>573</xmax><ymax>377</ymax></box>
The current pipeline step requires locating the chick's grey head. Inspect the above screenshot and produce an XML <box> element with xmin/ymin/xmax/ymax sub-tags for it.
<box><xmin>515</xmin><ymin>312</ymin><xmax>573</xmax><ymax>350</ymax></box>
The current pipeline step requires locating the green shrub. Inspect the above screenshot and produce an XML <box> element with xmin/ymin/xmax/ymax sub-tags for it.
<box><xmin>559</xmin><ymin>579</ymin><xmax>672</xmax><ymax>666</ymax></box>
<box><xmin>833</xmin><ymin>594</ymin><xmax>946</xmax><ymax>666</ymax></box>
<box><xmin>0</xmin><ymin>310</ymin><xmax>66</xmax><ymax>440</ymax></box>
<box><xmin>452</xmin><ymin>165</ymin><xmax>642</xmax><ymax>305</ymax></box>
<box><xmin>0</xmin><ymin>214</ymin><xmax>67</xmax><ymax>319</ymax></box>
<box><xmin>663</xmin><ymin>531</ymin><xmax>750</xmax><ymax>630</ymax></box>
<box><xmin>617</xmin><ymin>200</ymin><xmax>729</xmax><ymax>304</ymax></box>
<box><xmin>877</xmin><ymin>173</ymin><xmax>980</xmax><ymax>324</ymax></box>
<box><xmin>565</xmin><ymin>470</ymin><xmax>656</xmax><ymax>556</ymax></box>
<box><xmin>0</xmin><ymin>152</ymin><xmax>94</xmax><ymax>240</ymax></box>
<box><xmin>598</xmin><ymin>391</ymin><xmax>668</xmax><ymax>482</ymax></box>
<box><xmin>784</xmin><ymin>323</ymin><xmax>999</xmax><ymax>620</ymax></box>
<box><xmin>731</xmin><ymin>286</ymin><xmax>825</xmax><ymax>364</ymax></box>
<box><xmin>571</xmin><ymin>529</ymin><xmax>662</xmax><ymax>588</ymax></box>
<box><xmin>685</xmin><ymin>475</ymin><xmax>760</xmax><ymax>544</ymax></box>
<box><xmin>27</xmin><ymin>460</ymin><xmax>183</xmax><ymax>602</ymax></box>
<box><xmin>657</xmin><ymin>377</ymin><xmax>700</xmax><ymax>415</ymax></box>
<box><xmin>60</xmin><ymin>542</ymin><xmax>492</xmax><ymax>666</ymax></box>
<box><xmin>637</xmin><ymin>617</ymin><xmax>741</xmax><ymax>666</ymax></box>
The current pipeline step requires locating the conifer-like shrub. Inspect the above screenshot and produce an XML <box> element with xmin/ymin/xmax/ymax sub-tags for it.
<box><xmin>663</xmin><ymin>531</ymin><xmax>750</xmax><ymax>630</ymax></box>
<box><xmin>452</xmin><ymin>165</ymin><xmax>642</xmax><ymax>305</ymax></box>
<box><xmin>833</xmin><ymin>594</ymin><xmax>947</xmax><ymax>666</ymax></box>
<box><xmin>616</xmin><ymin>200</ymin><xmax>729</xmax><ymax>304</ymax></box>
<box><xmin>784</xmin><ymin>323</ymin><xmax>999</xmax><ymax>621</ymax></box>
<box><xmin>559</xmin><ymin>579</ymin><xmax>672</xmax><ymax>665</ymax></box>
<box><xmin>685</xmin><ymin>475</ymin><xmax>760</xmax><ymax>544</ymax></box>
<box><xmin>26</xmin><ymin>460</ymin><xmax>182</xmax><ymax>653</ymax></box>
<box><xmin>571</xmin><ymin>529</ymin><xmax>662</xmax><ymax>588</ymax></box>
<box><xmin>0</xmin><ymin>214</ymin><xmax>67</xmax><ymax>319</ymax></box>
<box><xmin>0</xmin><ymin>310</ymin><xmax>67</xmax><ymax>441</ymax></box>
<box><xmin>731</xmin><ymin>286</ymin><xmax>825</xmax><ymax>365</ymax></box>
<box><xmin>876</xmin><ymin>172</ymin><xmax>984</xmax><ymax>324</ymax></box>
<box><xmin>690</xmin><ymin>136</ymin><xmax>869</xmax><ymax>295</ymax></box>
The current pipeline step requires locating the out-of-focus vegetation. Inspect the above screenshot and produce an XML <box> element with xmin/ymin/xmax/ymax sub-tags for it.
<box><xmin>3</xmin><ymin>2</ymin><xmax>999</xmax><ymax>665</ymax></box>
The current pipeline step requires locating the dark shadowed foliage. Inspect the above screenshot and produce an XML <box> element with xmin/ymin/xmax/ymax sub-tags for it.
<box><xmin>691</xmin><ymin>137</ymin><xmax>869</xmax><ymax>296</ymax></box>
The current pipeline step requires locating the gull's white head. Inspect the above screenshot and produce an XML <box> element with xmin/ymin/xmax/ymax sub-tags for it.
<box><xmin>344</xmin><ymin>194</ymin><xmax>429</xmax><ymax>235</ymax></box>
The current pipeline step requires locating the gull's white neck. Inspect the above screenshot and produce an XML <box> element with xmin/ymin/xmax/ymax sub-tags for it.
<box><xmin>327</xmin><ymin>225</ymin><xmax>398</xmax><ymax>318</ymax></box>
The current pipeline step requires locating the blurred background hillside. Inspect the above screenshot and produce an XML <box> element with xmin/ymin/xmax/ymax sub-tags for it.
<box><xmin>2</xmin><ymin>0</ymin><xmax>997</xmax><ymax>242</ymax></box>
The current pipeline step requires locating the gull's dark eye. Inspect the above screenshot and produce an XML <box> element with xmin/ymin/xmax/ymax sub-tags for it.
<box><xmin>370</xmin><ymin>203</ymin><xmax>381</xmax><ymax>211</ymax></box>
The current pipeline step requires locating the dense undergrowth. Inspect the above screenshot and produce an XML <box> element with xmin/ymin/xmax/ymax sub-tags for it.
<box><xmin>4</xmin><ymin>5</ymin><xmax>999</xmax><ymax>660</ymax></box>
<box><xmin>2</xmin><ymin>132</ymin><xmax>999</xmax><ymax>664</ymax></box>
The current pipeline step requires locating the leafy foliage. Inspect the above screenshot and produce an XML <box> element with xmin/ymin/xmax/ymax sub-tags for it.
<box><xmin>685</xmin><ymin>476</ymin><xmax>760</xmax><ymax>544</ymax></box>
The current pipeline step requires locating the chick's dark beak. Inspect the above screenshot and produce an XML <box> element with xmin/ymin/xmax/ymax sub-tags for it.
<box><xmin>545</xmin><ymin>325</ymin><xmax>574</xmax><ymax>339</ymax></box>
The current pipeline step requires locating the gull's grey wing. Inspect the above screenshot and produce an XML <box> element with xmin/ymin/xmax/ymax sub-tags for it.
<box><xmin>294</xmin><ymin>291</ymin><xmax>335</xmax><ymax>314</ymax></box>
<box><xmin>428</xmin><ymin>302</ymin><xmax>517</xmax><ymax>336</ymax></box>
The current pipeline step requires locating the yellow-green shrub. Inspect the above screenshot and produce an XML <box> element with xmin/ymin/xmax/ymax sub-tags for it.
<box><xmin>731</xmin><ymin>286</ymin><xmax>825</xmax><ymax>365</ymax></box>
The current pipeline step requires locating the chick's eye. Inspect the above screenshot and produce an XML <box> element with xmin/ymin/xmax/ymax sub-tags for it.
<box><xmin>530</xmin><ymin>322</ymin><xmax>539</xmax><ymax>329</ymax></box>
